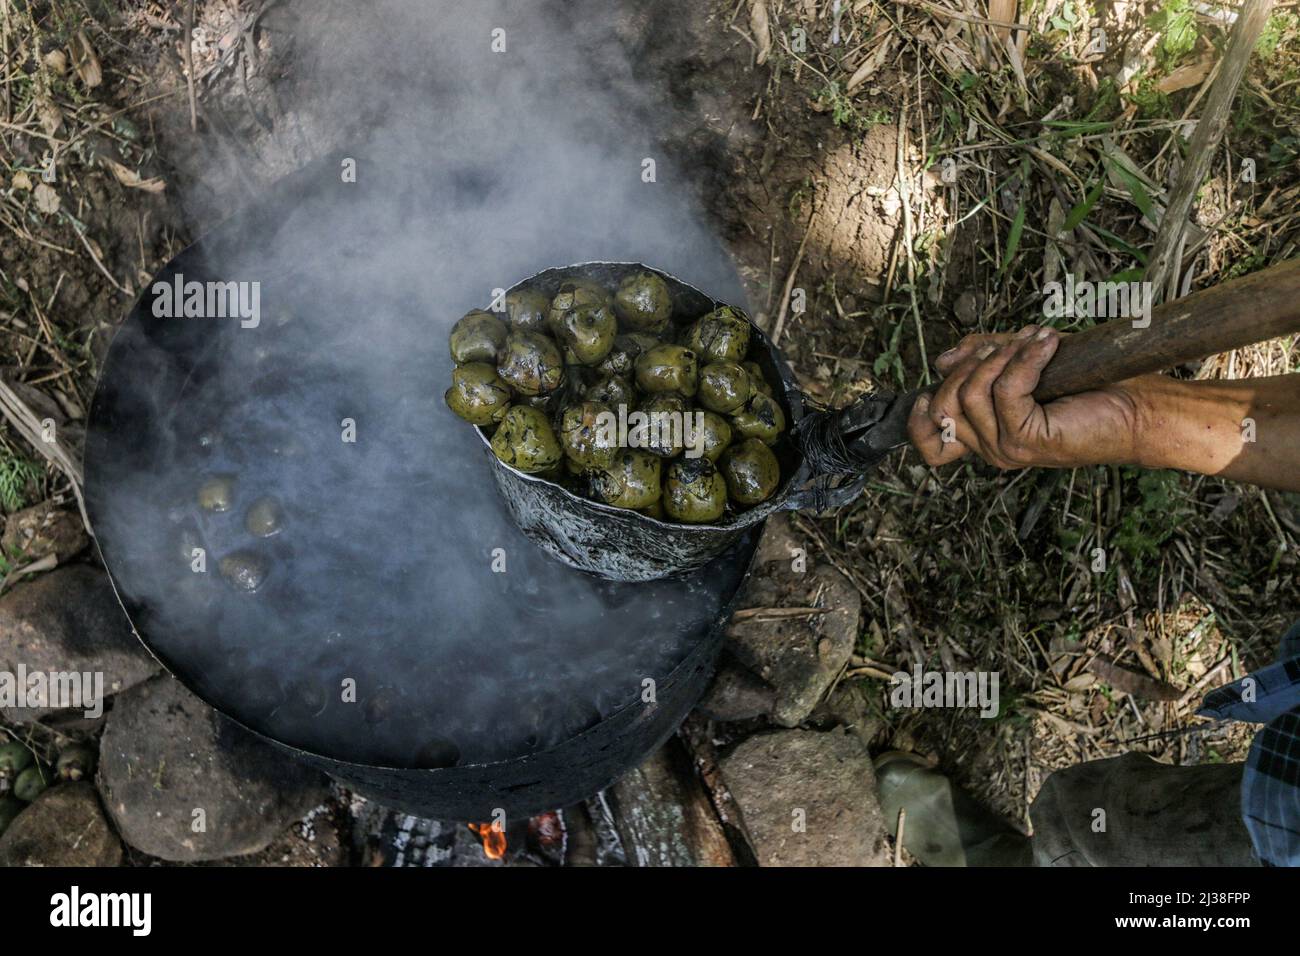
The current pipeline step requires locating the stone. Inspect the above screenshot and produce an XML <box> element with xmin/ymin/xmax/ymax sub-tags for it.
<box><xmin>719</xmin><ymin>728</ymin><xmax>888</xmax><ymax>866</ymax></box>
<box><xmin>205</xmin><ymin>801</ymin><xmax>348</xmax><ymax>867</ymax></box>
<box><xmin>753</xmin><ymin>513</ymin><xmax>805</xmax><ymax>567</ymax></box>
<box><xmin>0</xmin><ymin>564</ymin><xmax>158</xmax><ymax>722</ymax></box>
<box><xmin>726</xmin><ymin>563</ymin><xmax>860</xmax><ymax>726</ymax></box>
<box><xmin>2</xmin><ymin>501</ymin><xmax>89</xmax><ymax>564</ymax></box>
<box><xmin>811</xmin><ymin>680</ymin><xmax>885</xmax><ymax>747</ymax></box>
<box><xmin>97</xmin><ymin>675</ymin><xmax>328</xmax><ymax>862</ymax></box>
<box><xmin>953</xmin><ymin>289</ymin><xmax>981</xmax><ymax>327</ymax></box>
<box><xmin>0</xmin><ymin>782</ymin><xmax>122</xmax><ymax>866</ymax></box>
<box><xmin>696</xmin><ymin>658</ymin><xmax>775</xmax><ymax>722</ymax></box>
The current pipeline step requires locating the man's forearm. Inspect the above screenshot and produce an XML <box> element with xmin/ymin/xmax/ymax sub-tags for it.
<box><xmin>1126</xmin><ymin>374</ymin><xmax>1300</xmax><ymax>491</ymax></box>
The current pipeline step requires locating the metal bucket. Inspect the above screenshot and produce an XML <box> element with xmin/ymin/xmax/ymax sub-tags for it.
<box><xmin>479</xmin><ymin>262</ymin><xmax>871</xmax><ymax>582</ymax></box>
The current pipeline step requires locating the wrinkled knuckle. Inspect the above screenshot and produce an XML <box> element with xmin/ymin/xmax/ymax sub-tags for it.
<box><xmin>992</xmin><ymin>375</ymin><xmax>1021</xmax><ymax>400</ymax></box>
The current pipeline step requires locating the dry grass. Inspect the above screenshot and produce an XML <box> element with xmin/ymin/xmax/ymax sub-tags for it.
<box><xmin>741</xmin><ymin>0</ymin><xmax>1300</xmax><ymax>827</ymax></box>
<box><xmin>0</xmin><ymin>0</ymin><xmax>1296</xmax><ymax>849</ymax></box>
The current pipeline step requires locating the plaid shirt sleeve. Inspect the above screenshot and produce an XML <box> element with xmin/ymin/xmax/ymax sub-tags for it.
<box><xmin>1198</xmin><ymin>622</ymin><xmax>1300</xmax><ymax>867</ymax></box>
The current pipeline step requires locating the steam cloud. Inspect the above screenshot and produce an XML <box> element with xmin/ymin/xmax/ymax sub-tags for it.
<box><xmin>88</xmin><ymin>0</ymin><xmax>752</xmax><ymax>767</ymax></box>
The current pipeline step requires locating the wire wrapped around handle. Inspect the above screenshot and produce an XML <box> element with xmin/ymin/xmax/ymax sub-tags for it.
<box><xmin>788</xmin><ymin>390</ymin><xmax>916</xmax><ymax>510</ymax></box>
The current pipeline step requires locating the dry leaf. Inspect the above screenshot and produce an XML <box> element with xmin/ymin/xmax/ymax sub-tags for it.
<box><xmin>12</xmin><ymin>171</ymin><xmax>33</xmax><ymax>191</ymax></box>
<box><xmin>1086</xmin><ymin>659</ymin><xmax>1183</xmax><ymax>701</ymax></box>
<box><xmin>845</xmin><ymin>36</ymin><xmax>894</xmax><ymax>94</ymax></box>
<box><xmin>1063</xmin><ymin>672</ymin><xmax>1097</xmax><ymax>692</ymax></box>
<box><xmin>1156</xmin><ymin>56</ymin><xmax>1214</xmax><ymax>94</ymax></box>
<box><xmin>988</xmin><ymin>0</ymin><xmax>1017</xmax><ymax>41</ymax></box>
<box><xmin>33</xmin><ymin>183</ymin><xmax>60</xmax><ymax>215</ymax></box>
<box><xmin>69</xmin><ymin>30</ymin><xmax>103</xmax><ymax>90</ymax></box>
<box><xmin>102</xmin><ymin>157</ymin><xmax>167</xmax><ymax>193</ymax></box>
<box><xmin>35</xmin><ymin>95</ymin><xmax>64</xmax><ymax>136</ymax></box>
<box><xmin>749</xmin><ymin>0</ymin><xmax>772</xmax><ymax>66</ymax></box>
<box><xmin>43</xmin><ymin>49</ymin><xmax>68</xmax><ymax>74</ymax></box>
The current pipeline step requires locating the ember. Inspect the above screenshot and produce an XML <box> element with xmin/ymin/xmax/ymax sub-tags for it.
<box><xmin>468</xmin><ymin>822</ymin><xmax>507</xmax><ymax>860</ymax></box>
<box><xmin>529</xmin><ymin>810</ymin><xmax>565</xmax><ymax>850</ymax></box>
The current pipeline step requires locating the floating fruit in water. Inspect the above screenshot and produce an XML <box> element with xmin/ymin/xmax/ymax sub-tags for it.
<box><xmin>245</xmin><ymin>497</ymin><xmax>283</xmax><ymax>538</ymax></box>
<box><xmin>197</xmin><ymin>475</ymin><xmax>235</xmax><ymax>513</ymax></box>
<box><xmin>219</xmin><ymin>550</ymin><xmax>270</xmax><ymax>592</ymax></box>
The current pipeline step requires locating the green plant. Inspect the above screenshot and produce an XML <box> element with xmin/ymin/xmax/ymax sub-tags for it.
<box><xmin>0</xmin><ymin>453</ymin><xmax>42</xmax><ymax>513</ymax></box>
<box><xmin>1256</xmin><ymin>11</ymin><xmax>1300</xmax><ymax>59</ymax></box>
<box><xmin>1148</xmin><ymin>0</ymin><xmax>1198</xmax><ymax>70</ymax></box>
<box><xmin>817</xmin><ymin>81</ymin><xmax>892</xmax><ymax>134</ymax></box>
<box><xmin>871</xmin><ymin>311</ymin><xmax>908</xmax><ymax>389</ymax></box>
<box><xmin>1111</xmin><ymin>469</ymin><xmax>1189</xmax><ymax>568</ymax></box>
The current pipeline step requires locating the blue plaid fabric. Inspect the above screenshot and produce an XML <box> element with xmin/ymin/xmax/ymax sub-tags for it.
<box><xmin>1198</xmin><ymin>622</ymin><xmax>1300</xmax><ymax>867</ymax></box>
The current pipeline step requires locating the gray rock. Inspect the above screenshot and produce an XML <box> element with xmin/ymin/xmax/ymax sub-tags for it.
<box><xmin>97</xmin><ymin>675</ymin><xmax>328</xmax><ymax>862</ymax></box>
<box><xmin>0</xmin><ymin>782</ymin><xmax>122</xmax><ymax>866</ymax></box>
<box><xmin>719</xmin><ymin>728</ymin><xmax>888</xmax><ymax>866</ymax></box>
<box><xmin>726</xmin><ymin>564</ymin><xmax>860</xmax><ymax>726</ymax></box>
<box><xmin>204</xmin><ymin>801</ymin><xmax>347</xmax><ymax>867</ymax></box>
<box><xmin>953</xmin><ymin>289</ymin><xmax>981</xmax><ymax>327</ymax></box>
<box><xmin>697</xmin><ymin>659</ymin><xmax>776</xmax><ymax>722</ymax></box>
<box><xmin>2</xmin><ymin>501</ymin><xmax>89</xmax><ymax>564</ymax></box>
<box><xmin>0</xmin><ymin>565</ymin><xmax>158</xmax><ymax>722</ymax></box>
<box><xmin>753</xmin><ymin>513</ymin><xmax>805</xmax><ymax>567</ymax></box>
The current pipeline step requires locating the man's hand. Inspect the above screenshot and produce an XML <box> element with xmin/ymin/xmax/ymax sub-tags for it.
<box><xmin>907</xmin><ymin>325</ymin><xmax>1146</xmax><ymax>470</ymax></box>
<box><xmin>905</xmin><ymin>323</ymin><xmax>1300</xmax><ymax>491</ymax></box>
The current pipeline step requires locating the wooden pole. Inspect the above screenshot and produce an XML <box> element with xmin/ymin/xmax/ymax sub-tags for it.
<box><xmin>1143</xmin><ymin>0</ymin><xmax>1275</xmax><ymax>300</ymax></box>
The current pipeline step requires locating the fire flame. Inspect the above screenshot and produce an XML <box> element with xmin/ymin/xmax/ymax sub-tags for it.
<box><xmin>469</xmin><ymin>822</ymin><xmax>507</xmax><ymax>860</ymax></box>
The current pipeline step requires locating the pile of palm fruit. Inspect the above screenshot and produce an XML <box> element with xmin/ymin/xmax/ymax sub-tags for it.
<box><xmin>0</xmin><ymin>738</ymin><xmax>96</xmax><ymax>837</ymax></box>
<box><xmin>444</xmin><ymin>269</ymin><xmax>787</xmax><ymax>524</ymax></box>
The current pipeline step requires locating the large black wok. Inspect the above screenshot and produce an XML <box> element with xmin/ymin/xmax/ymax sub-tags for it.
<box><xmin>84</xmin><ymin>155</ymin><xmax>760</xmax><ymax>821</ymax></box>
